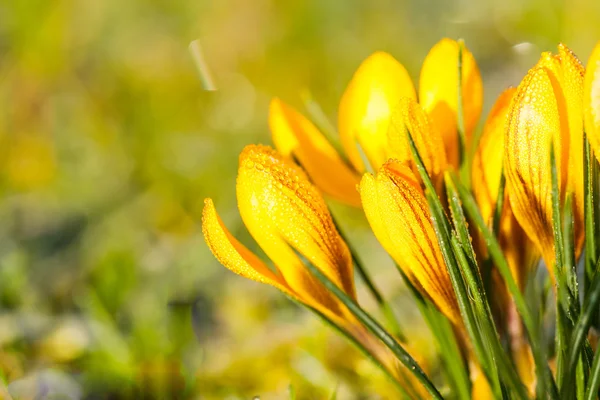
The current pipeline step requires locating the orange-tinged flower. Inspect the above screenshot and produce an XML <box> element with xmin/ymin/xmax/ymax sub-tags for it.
<box><xmin>338</xmin><ymin>51</ymin><xmax>417</xmax><ymax>172</ymax></box>
<box><xmin>472</xmin><ymin>88</ymin><xmax>537</xmax><ymax>290</ymax></box>
<box><xmin>203</xmin><ymin>144</ymin><xmax>355</xmax><ymax>323</ymax></box>
<box><xmin>269</xmin><ymin>98</ymin><xmax>361</xmax><ymax>207</ymax></box>
<box><xmin>420</xmin><ymin>38</ymin><xmax>483</xmax><ymax>167</ymax></box>
<box><xmin>504</xmin><ymin>44</ymin><xmax>585</xmax><ymax>275</ymax></box>
<box><xmin>585</xmin><ymin>41</ymin><xmax>600</xmax><ymax>164</ymax></box>
<box><xmin>359</xmin><ymin>161</ymin><xmax>460</xmax><ymax>324</ymax></box>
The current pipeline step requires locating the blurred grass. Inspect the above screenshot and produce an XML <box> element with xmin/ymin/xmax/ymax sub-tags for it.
<box><xmin>0</xmin><ymin>0</ymin><xmax>599</xmax><ymax>398</ymax></box>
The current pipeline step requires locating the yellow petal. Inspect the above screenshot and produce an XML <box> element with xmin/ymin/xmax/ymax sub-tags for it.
<box><xmin>586</xmin><ymin>42</ymin><xmax>600</xmax><ymax>165</ymax></box>
<box><xmin>472</xmin><ymin>88</ymin><xmax>516</xmax><ymax>224</ymax></box>
<box><xmin>236</xmin><ymin>144</ymin><xmax>355</xmax><ymax>316</ymax></box>
<box><xmin>505</xmin><ymin>66</ymin><xmax>568</xmax><ymax>276</ymax></box>
<box><xmin>472</xmin><ymin>88</ymin><xmax>537</xmax><ymax>289</ymax></box>
<box><xmin>338</xmin><ymin>51</ymin><xmax>417</xmax><ymax>172</ymax></box>
<box><xmin>557</xmin><ymin>45</ymin><xmax>585</xmax><ymax>246</ymax></box>
<box><xmin>201</xmin><ymin>198</ymin><xmax>294</xmax><ymax>297</ymax></box>
<box><xmin>419</xmin><ymin>38</ymin><xmax>483</xmax><ymax>168</ymax></box>
<box><xmin>387</xmin><ymin>97</ymin><xmax>447</xmax><ymax>181</ymax></box>
<box><xmin>269</xmin><ymin>98</ymin><xmax>361</xmax><ymax>207</ymax></box>
<box><xmin>359</xmin><ymin>161</ymin><xmax>460</xmax><ymax>324</ymax></box>
<box><xmin>471</xmin><ymin>362</ymin><xmax>493</xmax><ymax>400</ymax></box>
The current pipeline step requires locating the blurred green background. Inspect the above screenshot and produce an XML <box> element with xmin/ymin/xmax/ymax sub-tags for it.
<box><xmin>0</xmin><ymin>0</ymin><xmax>599</xmax><ymax>398</ymax></box>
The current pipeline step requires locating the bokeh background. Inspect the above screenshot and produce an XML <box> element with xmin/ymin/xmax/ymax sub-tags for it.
<box><xmin>1</xmin><ymin>0</ymin><xmax>599</xmax><ymax>398</ymax></box>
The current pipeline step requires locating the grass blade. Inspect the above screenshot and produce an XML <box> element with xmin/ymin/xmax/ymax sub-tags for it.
<box><xmin>407</xmin><ymin>130</ymin><xmax>528</xmax><ymax>398</ymax></box>
<box><xmin>585</xmin><ymin>341</ymin><xmax>600</xmax><ymax>400</ymax></box>
<box><xmin>396</xmin><ymin>263</ymin><xmax>471</xmax><ymax>400</ymax></box>
<box><xmin>452</xmin><ymin>174</ymin><xmax>559</xmax><ymax>399</ymax></box>
<box><xmin>300</xmin><ymin>255</ymin><xmax>444</xmax><ymax>399</ymax></box>
<box><xmin>330</xmin><ymin>212</ymin><xmax>405</xmax><ymax>341</ymax></box>
<box><xmin>300</xmin><ymin>301</ymin><xmax>412</xmax><ymax>399</ymax></box>
<box><xmin>565</xmin><ymin>263</ymin><xmax>600</xmax><ymax>395</ymax></box>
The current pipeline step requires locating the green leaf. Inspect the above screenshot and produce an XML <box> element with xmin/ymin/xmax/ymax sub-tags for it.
<box><xmin>395</xmin><ymin>263</ymin><xmax>471</xmax><ymax>400</ymax></box>
<box><xmin>297</xmin><ymin>300</ymin><xmax>412</xmax><ymax>399</ymax></box>
<box><xmin>566</xmin><ymin>262</ymin><xmax>600</xmax><ymax>397</ymax></box>
<box><xmin>407</xmin><ymin>130</ymin><xmax>531</xmax><ymax>398</ymax></box>
<box><xmin>585</xmin><ymin>339</ymin><xmax>600</xmax><ymax>400</ymax></box>
<box><xmin>452</xmin><ymin>169</ymin><xmax>559</xmax><ymax>400</ymax></box>
<box><xmin>298</xmin><ymin>253</ymin><xmax>444</xmax><ymax>399</ymax></box>
<box><xmin>329</xmin><ymin>210</ymin><xmax>405</xmax><ymax>341</ymax></box>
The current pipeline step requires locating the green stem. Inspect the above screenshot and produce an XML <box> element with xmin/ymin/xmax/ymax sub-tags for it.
<box><xmin>452</xmin><ymin>176</ymin><xmax>559</xmax><ymax>400</ymax></box>
<box><xmin>302</xmin><ymin>302</ymin><xmax>412</xmax><ymax>399</ymax></box>
<box><xmin>301</xmin><ymin>257</ymin><xmax>444</xmax><ymax>399</ymax></box>
<box><xmin>330</xmin><ymin>212</ymin><xmax>405</xmax><ymax>341</ymax></box>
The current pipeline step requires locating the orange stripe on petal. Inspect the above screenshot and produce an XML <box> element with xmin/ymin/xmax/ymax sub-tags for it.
<box><xmin>505</xmin><ymin>66</ymin><xmax>567</xmax><ymax>277</ymax></box>
<box><xmin>269</xmin><ymin>98</ymin><xmax>361</xmax><ymax>207</ymax></box>
<box><xmin>387</xmin><ymin>97</ymin><xmax>447</xmax><ymax>182</ymax></box>
<box><xmin>359</xmin><ymin>161</ymin><xmax>460</xmax><ymax>324</ymax></box>
<box><xmin>419</xmin><ymin>38</ymin><xmax>483</xmax><ymax>168</ymax></box>
<box><xmin>236</xmin><ymin>145</ymin><xmax>356</xmax><ymax>316</ymax></box>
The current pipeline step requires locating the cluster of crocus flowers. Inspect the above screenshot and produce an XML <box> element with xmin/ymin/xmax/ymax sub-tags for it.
<box><xmin>269</xmin><ymin>38</ymin><xmax>482</xmax><ymax>207</ymax></box>
<box><xmin>203</xmin><ymin>144</ymin><xmax>428</xmax><ymax>398</ymax></box>
<box><xmin>203</xmin><ymin>38</ymin><xmax>600</xmax><ymax>399</ymax></box>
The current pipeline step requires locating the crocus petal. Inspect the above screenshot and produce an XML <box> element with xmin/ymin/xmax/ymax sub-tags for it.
<box><xmin>472</xmin><ymin>88</ymin><xmax>537</xmax><ymax>289</ymax></box>
<box><xmin>359</xmin><ymin>161</ymin><xmax>460</xmax><ymax>324</ymax></box>
<box><xmin>269</xmin><ymin>98</ymin><xmax>362</xmax><ymax>207</ymax></box>
<box><xmin>586</xmin><ymin>42</ymin><xmax>600</xmax><ymax>165</ymax></box>
<box><xmin>505</xmin><ymin>66</ymin><xmax>568</xmax><ymax>276</ymax></box>
<box><xmin>338</xmin><ymin>51</ymin><xmax>417</xmax><ymax>172</ymax></box>
<box><xmin>545</xmin><ymin>45</ymin><xmax>585</xmax><ymax>241</ymax></box>
<box><xmin>419</xmin><ymin>38</ymin><xmax>483</xmax><ymax>168</ymax></box>
<box><xmin>236</xmin><ymin>145</ymin><xmax>356</xmax><ymax>316</ymax></box>
<box><xmin>472</xmin><ymin>88</ymin><xmax>516</xmax><ymax>224</ymax></box>
<box><xmin>387</xmin><ymin>97</ymin><xmax>447</xmax><ymax>181</ymax></box>
<box><xmin>202</xmin><ymin>198</ymin><xmax>294</xmax><ymax>297</ymax></box>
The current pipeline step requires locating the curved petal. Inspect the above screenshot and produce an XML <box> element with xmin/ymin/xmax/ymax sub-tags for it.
<box><xmin>553</xmin><ymin>45</ymin><xmax>585</xmax><ymax>245</ymax></box>
<box><xmin>419</xmin><ymin>38</ymin><xmax>483</xmax><ymax>168</ymax></box>
<box><xmin>586</xmin><ymin>42</ymin><xmax>600</xmax><ymax>165</ymax></box>
<box><xmin>338</xmin><ymin>51</ymin><xmax>417</xmax><ymax>172</ymax></box>
<box><xmin>236</xmin><ymin>145</ymin><xmax>356</xmax><ymax>317</ymax></box>
<box><xmin>472</xmin><ymin>88</ymin><xmax>516</xmax><ymax>224</ymax></box>
<box><xmin>472</xmin><ymin>88</ymin><xmax>537</xmax><ymax>289</ymax></box>
<box><xmin>505</xmin><ymin>66</ymin><xmax>568</xmax><ymax>276</ymax></box>
<box><xmin>269</xmin><ymin>98</ymin><xmax>361</xmax><ymax>207</ymax></box>
<box><xmin>387</xmin><ymin>97</ymin><xmax>447</xmax><ymax>182</ymax></box>
<box><xmin>359</xmin><ymin>161</ymin><xmax>460</xmax><ymax>324</ymax></box>
<box><xmin>202</xmin><ymin>198</ymin><xmax>294</xmax><ymax>297</ymax></box>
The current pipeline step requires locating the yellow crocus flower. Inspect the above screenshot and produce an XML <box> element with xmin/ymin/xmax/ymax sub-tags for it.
<box><xmin>504</xmin><ymin>44</ymin><xmax>585</xmax><ymax>276</ymax></box>
<box><xmin>339</xmin><ymin>51</ymin><xmax>417</xmax><ymax>171</ymax></box>
<box><xmin>270</xmin><ymin>39</ymin><xmax>482</xmax><ymax>207</ymax></box>
<box><xmin>359</xmin><ymin>161</ymin><xmax>460</xmax><ymax>325</ymax></box>
<box><xmin>203</xmin><ymin>144</ymin><xmax>355</xmax><ymax>324</ymax></box>
<box><xmin>585</xmin><ymin>41</ymin><xmax>600</xmax><ymax>164</ymax></box>
<box><xmin>420</xmin><ymin>38</ymin><xmax>483</xmax><ymax>167</ymax></box>
<box><xmin>472</xmin><ymin>88</ymin><xmax>537</xmax><ymax>290</ymax></box>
